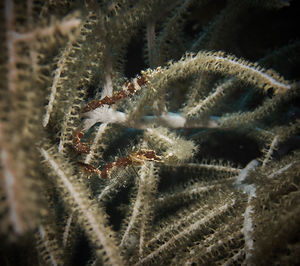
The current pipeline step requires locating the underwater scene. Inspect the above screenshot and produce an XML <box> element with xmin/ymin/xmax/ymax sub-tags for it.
<box><xmin>1</xmin><ymin>0</ymin><xmax>300</xmax><ymax>265</ymax></box>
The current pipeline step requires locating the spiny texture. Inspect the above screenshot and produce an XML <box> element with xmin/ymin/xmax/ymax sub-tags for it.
<box><xmin>0</xmin><ymin>0</ymin><xmax>300</xmax><ymax>265</ymax></box>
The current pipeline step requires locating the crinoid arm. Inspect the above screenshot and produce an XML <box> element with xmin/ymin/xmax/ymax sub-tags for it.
<box><xmin>1</xmin><ymin>0</ymin><xmax>300</xmax><ymax>265</ymax></box>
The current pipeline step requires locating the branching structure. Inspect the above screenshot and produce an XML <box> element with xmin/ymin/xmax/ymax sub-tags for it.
<box><xmin>1</xmin><ymin>0</ymin><xmax>300</xmax><ymax>265</ymax></box>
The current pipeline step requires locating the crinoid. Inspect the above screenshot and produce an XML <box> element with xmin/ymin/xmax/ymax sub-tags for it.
<box><xmin>1</xmin><ymin>0</ymin><xmax>300</xmax><ymax>265</ymax></box>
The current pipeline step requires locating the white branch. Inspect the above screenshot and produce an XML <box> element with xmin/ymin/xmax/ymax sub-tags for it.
<box><xmin>82</xmin><ymin>107</ymin><xmax>219</xmax><ymax>131</ymax></box>
<box><xmin>235</xmin><ymin>159</ymin><xmax>259</xmax><ymax>262</ymax></box>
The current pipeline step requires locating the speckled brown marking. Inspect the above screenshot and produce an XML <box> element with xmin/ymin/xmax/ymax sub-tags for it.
<box><xmin>78</xmin><ymin>162</ymin><xmax>101</xmax><ymax>177</ymax></box>
<box><xmin>73</xmin><ymin>130</ymin><xmax>90</xmax><ymax>154</ymax></box>
<box><xmin>98</xmin><ymin>149</ymin><xmax>160</xmax><ymax>179</ymax></box>
<box><xmin>81</xmin><ymin>73</ymin><xmax>149</xmax><ymax>113</ymax></box>
<box><xmin>127</xmin><ymin>83</ymin><xmax>136</xmax><ymax>93</ymax></box>
<box><xmin>81</xmin><ymin>100</ymin><xmax>102</xmax><ymax>113</ymax></box>
<box><xmin>115</xmin><ymin>157</ymin><xmax>132</xmax><ymax>167</ymax></box>
<box><xmin>101</xmin><ymin>162</ymin><xmax>116</xmax><ymax>179</ymax></box>
<box><xmin>136</xmin><ymin>75</ymin><xmax>147</xmax><ymax>86</ymax></box>
<box><xmin>130</xmin><ymin>150</ymin><xmax>161</xmax><ymax>163</ymax></box>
